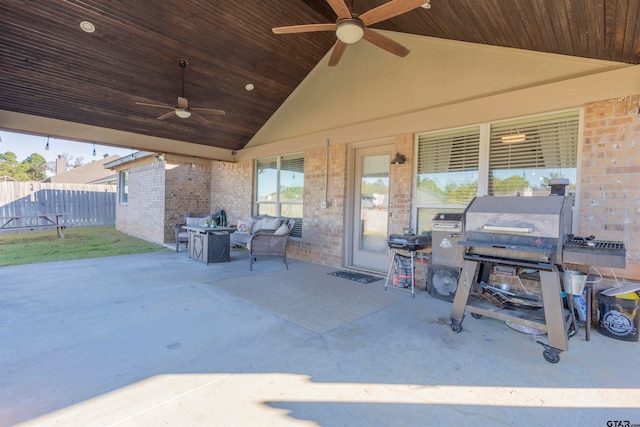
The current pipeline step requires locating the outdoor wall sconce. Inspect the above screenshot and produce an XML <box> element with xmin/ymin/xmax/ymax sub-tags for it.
<box><xmin>390</xmin><ymin>152</ymin><xmax>406</xmax><ymax>165</ymax></box>
<box><xmin>155</xmin><ymin>154</ymin><xmax>165</xmax><ymax>162</ymax></box>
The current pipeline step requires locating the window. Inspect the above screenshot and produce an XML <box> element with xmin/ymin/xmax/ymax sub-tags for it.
<box><xmin>415</xmin><ymin>110</ymin><xmax>580</xmax><ymax>234</ymax></box>
<box><xmin>489</xmin><ymin>111</ymin><xmax>578</xmax><ymax>197</ymax></box>
<box><xmin>416</xmin><ymin>126</ymin><xmax>480</xmax><ymax>232</ymax></box>
<box><xmin>255</xmin><ymin>153</ymin><xmax>304</xmax><ymax>238</ymax></box>
<box><xmin>119</xmin><ymin>170</ymin><xmax>129</xmax><ymax>204</ymax></box>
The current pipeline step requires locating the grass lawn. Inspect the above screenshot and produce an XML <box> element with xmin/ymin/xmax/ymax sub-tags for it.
<box><xmin>0</xmin><ymin>226</ymin><xmax>170</xmax><ymax>266</ymax></box>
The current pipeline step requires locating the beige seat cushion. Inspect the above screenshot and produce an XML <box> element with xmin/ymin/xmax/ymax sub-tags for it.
<box><xmin>185</xmin><ymin>216</ymin><xmax>211</xmax><ymax>227</ymax></box>
<box><xmin>261</xmin><ymin>217</ymin><xmax>281</xmax><ymax>230</ymax></box>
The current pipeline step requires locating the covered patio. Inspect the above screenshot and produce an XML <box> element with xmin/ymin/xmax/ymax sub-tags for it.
<box><xmin>1</xmin><ymin>251</ymin><xmax>638</xmax><ymax>426</ymax></box>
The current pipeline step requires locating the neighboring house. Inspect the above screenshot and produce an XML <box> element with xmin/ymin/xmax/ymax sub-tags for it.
<box><xmin>44</xmin><ymin>155</ymin><xmax>120</xmax><ymax>184</ymax></box>
<box><xmin>107</xmin><ymin>37</ymin><xmax>639</xmax><ymax>281</ymax></box>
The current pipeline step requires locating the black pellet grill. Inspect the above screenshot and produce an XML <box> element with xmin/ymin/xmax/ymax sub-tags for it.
<box><xmin>449</xmin><ymin>195</ymin><xmax>626</xmax><ymax>363</ymax></box>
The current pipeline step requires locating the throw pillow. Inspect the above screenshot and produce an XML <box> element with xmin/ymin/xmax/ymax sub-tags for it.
<box><xmin>273</xmin><ymin>223</ymin><xmax>289</xmax><ymax>236</ymax></box>
<box><xmin>261</xmin><ymin>217</ymin><xmax>281</xmax><ymax>230</ymax></box>
<box><xmin>252</xmin><ymin>219</ymin><xmax>263</xmax><ymax>233</ymax></box>
<box><xmin>236</xmin><ymin>219</ymin><xmax>253</xmax><ymax>235</ymax></box>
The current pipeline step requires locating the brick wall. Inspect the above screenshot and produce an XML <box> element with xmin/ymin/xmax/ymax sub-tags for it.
<box><xmin>286</xmin><ymin>144</ymin><xmax>348</xmax><ymax>267</ymax></box>
<box><xmin>211</xmin><ymin>159</ymin><xmax>253</xmax><ymax>225</ymax></box>
<box><xmin>116</xmin><ymin>161</ymin><xmax>166</xmax><ymax>244</ymax></box>
<box><xmin>581</xmin><ymin>95</ymin><xmax>640</xmax><ymax>281</ymax></box>
<box><xmin>165</xmin><ymin>161</ymin><xmax>212</xmax><ymax>242</ymax></box>
<box><xmin>210</xmin><ymin>140</ymin><xmax>420</xmax><ymax>269</ymax></box>
<box><xmin>389</xmin><ymin>133</ymin><xmax>414</xmax><ymax>235</ymax></box>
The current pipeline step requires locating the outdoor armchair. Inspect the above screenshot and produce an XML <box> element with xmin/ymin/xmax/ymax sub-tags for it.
<box><xmin>249</xmin><ymin>218</ymin><xmax>295</xmax><ymax>270</ymax></box>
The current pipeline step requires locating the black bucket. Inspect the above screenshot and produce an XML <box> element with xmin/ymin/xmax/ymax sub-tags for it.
<box><xmin>597</xmin><ymin>292</ymin><xmax>639</xmax><ymax>342</ymax></box>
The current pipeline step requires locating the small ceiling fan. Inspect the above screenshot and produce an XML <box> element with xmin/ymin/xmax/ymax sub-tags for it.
<box><xmin>136</xmin><ymin>59</ymin><xmax>225</xmax><ymax>124</ymax></box>
<box><xmin>272</xmin><ymin>0</ymin><xmax>429</xmax><ymax>66</ymax></box>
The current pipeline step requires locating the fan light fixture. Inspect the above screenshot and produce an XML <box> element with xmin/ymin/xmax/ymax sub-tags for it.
<box><xmin>390</xmin><ymin>152</ymin><xmax>406</xmax><ymax>165</ymax></box>
<box><xmin>80</xmin><ymin>21</ymin><xmax>95</xmax><ymax>33</ymax></box>
<box><xmin>501</xmin><ymin>133</ymin><xmax>526</xmax><ymax>144</ymax></box>
<box><xmin>45</xmin><ymin>135</ymin><xmax>50</xmax><ymax>150</ymax></box>
<box><xmin>175</xmin><ymin>109</ymin><xmax>191</xmax><ymax>119</ymax></box>
<box><xmin>336</xmin><ymin>19</ymin><xmax>364</xmax><ymax>44</ymax></box>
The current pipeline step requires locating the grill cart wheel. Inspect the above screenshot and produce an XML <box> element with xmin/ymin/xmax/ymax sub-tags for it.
<box><xmin>450</xmin><ymin>322</ymin><xmax>463</xmax><ymax>333</ymax></box>
<box><xmin>543</xmin><ymin>349</ymin><xmax>560</xmax><ymax>364</ymax></box>
<box><xmin>537</xmin><ymin>340</ymin><xmax>561</xmax><ymax>364</ymax></box>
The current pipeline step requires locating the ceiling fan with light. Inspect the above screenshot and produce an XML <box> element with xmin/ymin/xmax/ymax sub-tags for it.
<box><xmin>136</xmin><ymin>59</ymin><xmax>225</xmax><ymax>124</ymax></box>
<box><xmin>272</xmin><ymin>0</ymin><xmax>429</xmax><ymax>66</ymax></box>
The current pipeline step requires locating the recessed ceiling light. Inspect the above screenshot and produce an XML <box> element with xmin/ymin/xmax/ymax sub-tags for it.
<box><xmin>80</xmin><ymin>21</ymin><xmax>96</xmax><ymax>33</ymax></box>
<box><xmin>245</xmin><ymin>83</ymin><xmax>255</xmax><ymax>91</ymax></box>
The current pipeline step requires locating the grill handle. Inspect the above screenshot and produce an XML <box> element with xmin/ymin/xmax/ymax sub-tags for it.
<box><xmin>433</xmin><ymin>223</ymin><xmax>459</xmax><ymax>229</ymax></box>
<box><xmin>482</xmin><ymin>225</ymin><xmax>534</xmax><ymax>233</ymax></box>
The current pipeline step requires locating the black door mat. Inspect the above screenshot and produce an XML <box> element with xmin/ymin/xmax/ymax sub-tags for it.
<box><xmin>328</xmin><ymin>270</ymin><xmax>383</xmax><ymax>284</ymax></box>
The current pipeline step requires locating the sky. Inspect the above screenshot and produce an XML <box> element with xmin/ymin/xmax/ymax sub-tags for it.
<box><xmin>0</xmin><ymin>130</ymin><xmax>135</xmax><ymax>165</ymax></box>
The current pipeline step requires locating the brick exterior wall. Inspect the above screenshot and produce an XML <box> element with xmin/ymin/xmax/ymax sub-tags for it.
<box><xmin>287</xmin><ymin>144</ymin><xmax>348</xmax><ymax>267</ymax></box>
<box><xmin>116</xmin><ymin>161</ymin><xmax>166</xmax><ymax>244</ymax></box>
<box><xmin>210</xmin><ymin>159</ymin><xmax>253</xmax><ymax>225</ymax></box>
<box><xmin>113</xmin><ymin>95</ymin><xmax>639</xmax><ymax>280</ymax></box>
<box><xmin>165</xmin><ymin>161</ymin><xmax>212</xmax><ymax>242</ymax></box>
<box><xmin>582</xmin><ymin>95</ymin><xmax>640</xmax><ymax>281</ymax></box>
<box><xmin>389</xmin><ymin>133</ymin><xmax>414</xmax><ymax>235</ymax></box>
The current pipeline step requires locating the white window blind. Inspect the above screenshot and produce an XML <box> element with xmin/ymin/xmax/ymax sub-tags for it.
<box><xmin>416</xmin><ymin>126</ymin><xmax>480</xmax><ymax>207</ymax></box>
<box><xmin>418</xmin><ymin>127</ymin><xmax>480</xmax><ymax>174</ymax></box>
<box><xmin>489</xmin><ymin>111</ymin><xmax>578</xmax><ymax>196</ymax></box>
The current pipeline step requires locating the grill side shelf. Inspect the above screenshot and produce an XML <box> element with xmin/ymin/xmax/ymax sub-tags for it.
<box><xmin>562</xmin><ymin>243</ymin><xmax>626</xmax><ymax>268</ymax></box>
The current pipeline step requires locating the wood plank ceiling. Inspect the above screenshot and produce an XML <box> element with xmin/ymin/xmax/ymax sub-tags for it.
<box><xmin>1</xmin><ymin>0</ymin><xmax>639</xmax><ymax>153</ymax></box>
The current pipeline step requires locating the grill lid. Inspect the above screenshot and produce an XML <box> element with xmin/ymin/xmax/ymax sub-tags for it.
<box><xmin>388</xmin><ymin>233</ymin><xmax>432</xmax><ymax>251</ymax></box>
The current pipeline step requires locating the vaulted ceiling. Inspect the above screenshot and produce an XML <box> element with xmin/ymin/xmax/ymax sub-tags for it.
<box><xmin>1</xmin><ymin>0</ymin><xmax>639</xmax><ymax>155</ymax></box>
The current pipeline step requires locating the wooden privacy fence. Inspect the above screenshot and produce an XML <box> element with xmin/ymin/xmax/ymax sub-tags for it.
<box><xmin>0</xmin><ymin>182</ymin><xmax>116</xmax><ymax>227</ymax></box>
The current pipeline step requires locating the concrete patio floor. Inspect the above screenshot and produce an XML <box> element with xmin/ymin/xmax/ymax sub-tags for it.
<box><xmin>0</xmin><ymin>249</ymin><xmax>638</xmax><ymax>426</ymax></box>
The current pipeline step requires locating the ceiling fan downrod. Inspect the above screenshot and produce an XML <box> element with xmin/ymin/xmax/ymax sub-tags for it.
<box><xmin>178</xmin><ymin>59</ymin><xmax>188</xmax><ymax>99</ymax></box>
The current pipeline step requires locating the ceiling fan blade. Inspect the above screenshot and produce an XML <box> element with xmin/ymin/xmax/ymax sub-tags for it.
<box><xmin>190</xmin><ymin>111</ymin><xmax>209</xmax><ymax>125</ymax></box>
<box><xmin>326</xmin><ymin>0</ymin><xmax>352</xmax><ymax>20</ymax></box>
<box><xmin>191</xmin><ymin>107</ymin><xmax>226</xmax><ymax>116</ymax></box>
<box><xmin>136</xmin><ymin>101</ymin><xmax>173</xmax><ymax>109</ymax></box>
<box><xmin>178</xmin><ymin>97</ymin><xmax>189</xmax><ymax>109</ymax></box>
<box><xmin>363</xmin><ymin>28</ymin><xmax>410</xmax><ymax>57</ymax></box>
<box><xmin>156</xmin><ymin>111</ymin><xmax>175</xmax><ymax>121</ymax></box>
<box><xmin>328</xmin><ymin>40</ymin><xmax>347</xmax><ymax>67</ymax></box>
<box><xmin>272</xmin><ymin>23</ymin><xmax>336</xmax><ymax>34</ymax></box>
<box><xmin>360</xmin><ymin>0</ymin><xmax>427</xmax><ymax>26</ymax></box>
